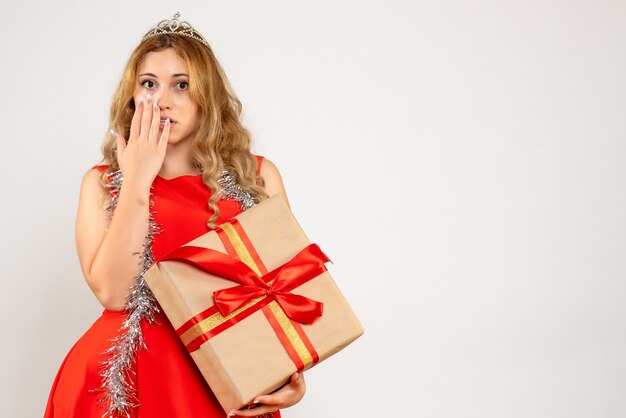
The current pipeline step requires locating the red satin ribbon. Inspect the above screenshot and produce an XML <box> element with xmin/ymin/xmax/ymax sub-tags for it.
<box><xmin>159</xmin><ymin>243</ymin><xmax>329</xmax><ymax>324</ymax></box>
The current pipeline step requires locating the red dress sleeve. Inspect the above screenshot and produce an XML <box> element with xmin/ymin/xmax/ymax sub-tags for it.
<box><xmin>91</xmin><ymin>164</ymin><xmax>109</xmax><ymax>173</ymax></box>
<box><xmin>255</xmin><ymin>155</ymin><xmax>265</xmax><ymax>175</ymax></box>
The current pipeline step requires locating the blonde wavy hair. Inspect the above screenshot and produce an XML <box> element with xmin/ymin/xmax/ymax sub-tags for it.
<box><xmin>100</xmin><ymin>33</ymin><xmax>268</xmax><ymax>227</ymax></box>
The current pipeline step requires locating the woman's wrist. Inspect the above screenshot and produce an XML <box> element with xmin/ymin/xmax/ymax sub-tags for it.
<box><xmin>118</xmin><ymin>180</ymin><xmax>152</xmax><ymax>205</ymax></box>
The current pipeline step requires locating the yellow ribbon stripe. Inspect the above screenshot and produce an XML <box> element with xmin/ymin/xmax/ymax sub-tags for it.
<box><xmin>180</xmin><ymin>294</ymin><xmax>267</xmax><ymax>346</ymax></box>
<box><xmin>219</xmin><ymin>222</ymin><xmax>263</xmax><ymax>276</ymax></box>
<box><xmin>267</xmin><ymin>300</ymin><xmax>314</xmax><ymax>366</ymax></box>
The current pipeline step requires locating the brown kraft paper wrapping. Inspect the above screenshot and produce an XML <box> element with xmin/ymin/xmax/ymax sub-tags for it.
<box><xmin>144</xmin><ymin>195</ymin><xmax>364</xmax><ymax>412</ymax></box>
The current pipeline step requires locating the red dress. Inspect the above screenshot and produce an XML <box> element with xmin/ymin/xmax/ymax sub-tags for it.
<box><xmin>44</xmin><ymin>156</ymin><xmax>278</xmax><ymax>418</ymax></box>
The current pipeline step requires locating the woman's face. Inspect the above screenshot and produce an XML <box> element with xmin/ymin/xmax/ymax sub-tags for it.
<box><xmin>134</xmin><ymin>48</ymin><xmax>199</xmax><ymax>145</ymax></box>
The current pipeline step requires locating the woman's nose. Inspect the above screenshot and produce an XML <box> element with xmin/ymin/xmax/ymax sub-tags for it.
<box><xmin>152</xmin><ymin>91</ymin><xmax>171</xmax><ymax>110</ymax></box>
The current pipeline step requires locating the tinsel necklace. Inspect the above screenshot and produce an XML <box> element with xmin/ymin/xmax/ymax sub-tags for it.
<box><xmin>95</xmin><ymin>168</ymin><xmax>257</xmax><ymax>417</ymax></box>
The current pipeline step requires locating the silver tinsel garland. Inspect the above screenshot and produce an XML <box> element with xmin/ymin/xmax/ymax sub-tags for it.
<box><xmin>218</xmin><ymin>170</ymin><xmax>259</xmax><ymax>210</ymax></box>
<box><xmin>94</xmin><ymin>169</ymin><xmax>161</xmax><ymax>417</ymax></box>
<box><xmin>95</xmin><ymin>167</ymin><xmax>258</xmax><ymax>417</ymax></box>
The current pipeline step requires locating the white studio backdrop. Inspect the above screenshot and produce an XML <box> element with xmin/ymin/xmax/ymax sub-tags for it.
<box><xmin>1</xmin><ymin>1</ymin><xmax>625</xmax><ymax>417</ymax></box>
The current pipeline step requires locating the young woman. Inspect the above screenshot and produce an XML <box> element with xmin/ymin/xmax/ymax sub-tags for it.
<box><xmin>44</xmin><ymin>13</ymin><xmax>305</xmax><ymax>418</ymax></box>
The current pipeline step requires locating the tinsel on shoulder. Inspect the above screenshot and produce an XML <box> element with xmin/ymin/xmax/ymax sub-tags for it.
<box><xmin>93</xmin><ymin>167</ymin><xmax>258</xmax><ymax>417</ymax></box>
<box><xmin>217</xmin><ymin>169</ymin><xmax>258</xmax><ymax>210</ymax></box>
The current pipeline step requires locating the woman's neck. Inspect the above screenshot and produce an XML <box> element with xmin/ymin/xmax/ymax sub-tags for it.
<box><xmin>158</xmin><ymin>138</ymin><xmax>201</xmax><ymax>178</ymax></box>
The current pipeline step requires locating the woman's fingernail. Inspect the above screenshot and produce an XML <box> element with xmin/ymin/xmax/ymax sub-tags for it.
<box><xmin>147</xmin><ymin>94</ymin><xmax>152</xmax><ymax>102</ymax></box>
<box><xmin>166</xmin><ymin>118</ymin><xmax>170</xmax><ymax>124</ymax></box>
<box><xmin>153</xmin><ymin>101</ymin><xmax>158</xmax><ymax>110</ymax></box>
<box><xmin>138</xmin><ymin>98</ymin><xmax>143</xmax><ymax>106</ymax></box>
<box><xmin>110</xmin><ymin>129</ymin><xmax>116</xmax><ymax>137</ymax></box>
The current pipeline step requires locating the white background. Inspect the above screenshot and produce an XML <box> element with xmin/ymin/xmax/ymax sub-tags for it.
<box><xmin>1</xmin><ymin>1</ymin><xmax>625</xmax><ymax>417</ymax></box>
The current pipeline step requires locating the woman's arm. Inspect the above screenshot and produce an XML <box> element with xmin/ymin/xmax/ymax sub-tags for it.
<box><xmin>75</xmin><ymin>169</ymin><xmax>152</xmax><ymax>311</ymax></box>
<box><xmin>260</xmin><ymin>158</ymin><xmax>291</xmax><ymax>210</ymax></box>
<box><xmin>76</xmin><ymin>96</ymin><xmax>169</xmax><ymax>311</ymax></box>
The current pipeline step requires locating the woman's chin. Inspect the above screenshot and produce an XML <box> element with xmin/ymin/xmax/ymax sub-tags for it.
<box><xmin>161</xmin><ymin>134</ymin><xmax>192</xmax><ymax>146</ymax></box>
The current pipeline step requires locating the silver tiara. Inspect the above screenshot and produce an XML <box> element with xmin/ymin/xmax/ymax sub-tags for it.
<box><xmin>142</xmin><ymin>12</ymin><xmax>210</xmax><ymax>47</ymax></box>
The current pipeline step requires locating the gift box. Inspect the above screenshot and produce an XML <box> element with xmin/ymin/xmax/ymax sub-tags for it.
<box><xmin>144</xmin><ymin>195</ymin><xmax>364</xmax><ymax>412</ymax></box>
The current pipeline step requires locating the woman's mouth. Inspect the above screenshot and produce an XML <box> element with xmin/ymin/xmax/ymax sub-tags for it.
<box><xmin>159</xmin><ymin>118</ymin><xmax>175</xmax><ymax>130</ymax></box>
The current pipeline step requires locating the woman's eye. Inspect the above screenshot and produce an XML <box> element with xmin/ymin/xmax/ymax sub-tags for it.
<box><xmin>177</xmin><ymin>81</ymin><xmax>189</xmax><ymax>90</ymax></box>
<box><xmin>141</xmin><ymin>80</ymin><xmax>156</xmax><ymax>89</ymax></box>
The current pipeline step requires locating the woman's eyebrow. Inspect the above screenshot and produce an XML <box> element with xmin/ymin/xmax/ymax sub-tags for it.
<box><xmin>138</xmin><ymin>72</ymin><xmax>189</xmax><ymax>77</ymax></box>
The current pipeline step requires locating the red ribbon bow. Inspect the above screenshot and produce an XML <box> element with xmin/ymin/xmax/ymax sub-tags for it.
<box><xmin>159</xmin><ymin>243</ymin><xmax>329</xmax><ymax>324</ymax></box>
